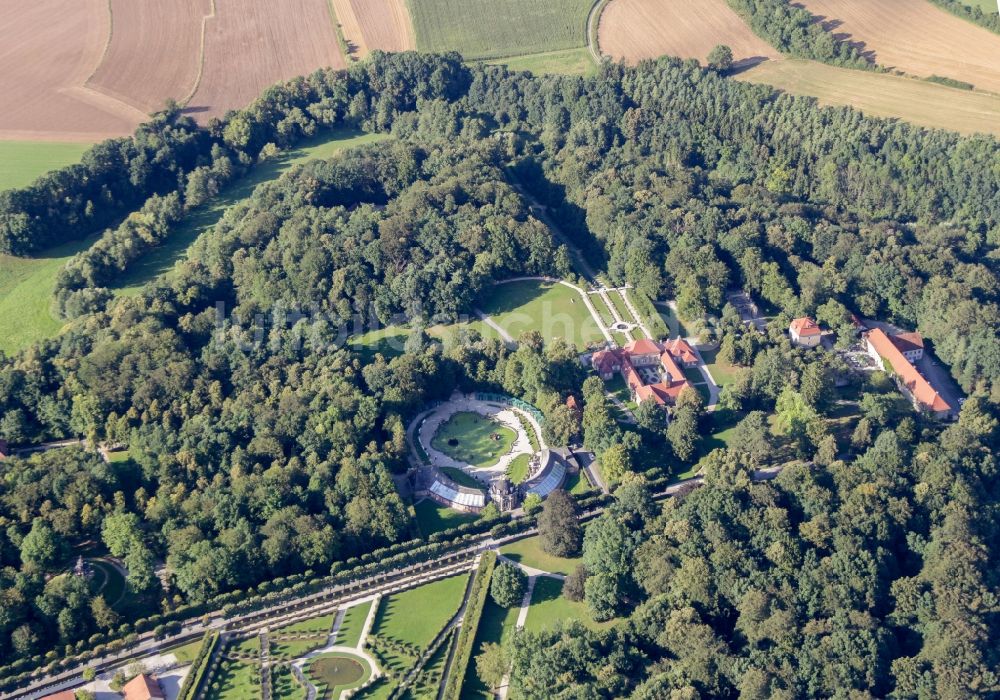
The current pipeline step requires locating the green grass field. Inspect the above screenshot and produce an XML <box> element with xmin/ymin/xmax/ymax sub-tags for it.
<box><xmin>962</xmin><ymin>0</ymin><xmax>998</xmax><ymax>12</ymax></box>
<box><xmin>164</xmin><ymin>637</ymin><xmax>206</xmax><ymax>664</ymax></box>
<box><xmin>271</xmin><ymin>612</ymin><xmax>336</xmax><ymax>637</ymax></box>
<box><xmin>374</xmin><ymin>574</ymin><xmax>468</xmax><ymax>649</ymax></box>
<box><xmin>500</xmin><ymin>535</ymin><xmax>580</xmax><ymax>576</ymax></box>
<box><xmin>349</xmin><ymin>320</ymin><xmax>498</xmax><ymax>363</ymax></box>
<box><xmin>562</xmin><ymin>470</ymin><xmax>592</xmax><ymax>495</ymax></box>
<box><xmin>336</xmin><ymin>600</ymin><xmax>373</xmax><ymax>648</ymax></box>
<box><xmin>740</xmin><ymin>58</ymin><xmax>1000</xmax><ymax>138</ymax></box>
<box><xmin>269</xmin><ymin>638</ymin><xmax>326</xmax><ymax>660</ymax></box>
<box><xmin>271</xmin><ymin>664</ymin><xmax>305</xmax><ymax>700</ymax></box>
<box><xmin>506</xmin><ymin>453</ymin><xmax>531</xmax><ymax>484</ymax></box>
<box><xmin>699</xmin><ymin>347</ymin><xmax>739</xmax><ymax>386</ymax></box>
<box><xmin>204</xmin><ymin>658</ymin><xmax>260</xmax><ymax>700</ymax></box>
<box><xmin>459</xmin><ymin>598</ymin><xmax>520</xmax><ymax>699</ymax></box>
<box><xmin>0</xmin><ymin>141</ymin><xmax>91</xmax><ymax>191</ymax></box>
<box><xmin>409</xmin><ymin>0</ymin><xmax>592</xmax><ymax>59</ymax></box>
<box><xmin>441</xmin><ymin>466</ymin><xmax>488</xmax><ymax>490</ymax></box>
<box><xmin>431</xmin><ymin>412</ymin><xmax>517</xmax><ymax>468</ymax></box>
<box><xmin>414</xmin><ymin>498</ymin><xmax>479</xmax><ymax>538</ymax></box>
<box><xmin>480</xmin><ymin>279</ymin><xmax>604</xmax><ymax>349</ymax></box>
<box><xmin>231</xmin><ymin>636</ymin><xmax>262</xmax><ymax>656</ymax></box>
<box><xmin>486</xmin><ymin>48</ymin><xmax>596</xmax><ymax>76</ymax></box>
<box><xmin>522</xmin><ymin>576</ymin><xmax>611</xmax><ymax>634</ymax></box>
<box><xmin>90</xmin><ymin>559</ymin><xmax>127</xmax><ymax>609</ymax></box>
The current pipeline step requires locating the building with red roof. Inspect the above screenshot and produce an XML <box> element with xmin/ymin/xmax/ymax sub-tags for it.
<box><xmin>39</xmin><ymin>690</ymin><xmax>77</xmax><ymax>700</ymax></box>
<box><xmin>122</xmin><ymin>674</ymin><xmax>165</xmax><ymax>700</ymax></box>
<box><xmin>789</xmin><ymin>317</ymin><xmax>822</xmax><ymax>348</ymax></box>
<box><xmin>864</xmin><ymin>328</ymin><xmax>951</xmax><ymax>419</ymax></box>
<box><xmin>590</xmin><ymin>339</ymin><xmax>694</xmax><ymax>416</ymax></box>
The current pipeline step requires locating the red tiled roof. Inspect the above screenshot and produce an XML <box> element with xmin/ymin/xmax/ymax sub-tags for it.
<box><xmin>891</xmin><ymin>331</ymin><xmax>924</xmax><ymax>353</ymax></box>
<box><xmin>658</xmin><ymin>350</ymin><xmax>685</xmax><ymax>382</ymax></box>
<box><xmin>123</xmin><ymin>674</ymin><xmax>165</xmax><ymax>700</ymax></box>
<box><xmin>565</xmin><ymin>395</ymin><xmax>579</xmax><ymax>412</ymax></box>
<box><xmin>40</xmin><ymin>691</ymin><xmax>76</xmax><ymax>700</ymax></box>
<box><xmin>865</xmin><ymin>329</ymin><xmax>950</xmax><ymax>413</ymax></box>
<box><xmin>790</xmin><ymin>316</ymin><xmax>822</xmax><ymax>337</ymax></box>
<box><xmin>591</xmin><ymin>349</ymin><xmax>620</xmax><ymax>374</ymax></box>
<box><xmin>624</xmin><ymin>338</ymin><xmax>662</xmax><ymax>356</ymax></box>
<box><xmin>664</xmin><ymin>338</ymin><xmax>698</xmax><ymax>365</ymax></box>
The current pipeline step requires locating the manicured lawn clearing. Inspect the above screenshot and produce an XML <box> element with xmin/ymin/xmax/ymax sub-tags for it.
<box><xmin>479</xmin><ymin>279</ymin><xmax>604</xmax><ymax>349</ymax></box>
<box><xmin>632</xmin><ymin>326</ymin><xmax>648</xmax><ymax>339</ymax></box>
<box><xmin>963</xmin><ymin>0</ymin><xmax>997</xmax><ymax>11</ymax></box>
<box><xmin>113</xmin><ymin>128</ymin><xmax>389</xmax><ymax>295</ymax></box>
<box><xmin>269</xmin><ymin>638</ymin><xmax>325</xmax><ymax>660</ymax></box>
<box><xmin>506</xmin><ymin>453</ymin><xmax>531</xmax><ymax>484</ymax></box>
<box><xmin>501</xmin><ymin>535</ymin><xmax>580</xmax><ymax>576</ymax></box>
<box><xmin>605</xmin><ymin>290</ymin><xmax>631</xmax><ymax>323</ymax></box>
<box><xmin>204</xmin><ymin>658</ymin><xmax>259</xmax><ymax>700</ymax></box>
<box><xmin>589</xmin><ymin>291</ymin><xmax>616</xmax><ymax>327</ymax></box>
<box><xmin>336</xmin><ymin>600</ymin><xmax>373</xmax><ymax>648</ymax></box>
<box><xmin>410</xmin><ymin>0</ymin><xmax>593</xmax><ymax>59</ymax></box>
<box><xmin>0</xmin><ymin>141</ymin><xmax>91</xmax><ymax>191</ymax></box>
<box><xmin>349</xmin><ymin>320</ymin><xmax>498</xmax><ymax>363</ymax></box>
<box><xmin>441</xmin><ymin>467</ymin><xmax>488</xmax><ymax>490</ymax></box>
<box><xmin>231</xmin><ymin>635</ymin><xmax>261</xmax><ymax>656</ymax></box>
<box><xmin>692</xmin><ymin>382</ymin><xmax>712</xmax><ymax>404</ymax></box>
<box><xmin>306</xmin><ymin>652</ymin><xmax>371</xmax><ymax>697</ymax></box>
<box><xmin>523</xmin><ymin>576</ymin><xmax>611</xmax><ymax>633</ymax></box>
<box><xmin>486</xmin><ymin>48</ymin><xmax>596</xmax><ymax>76</ymax></box>
<box><xmin>699</xmin><ymin>347</ymin><xmax>739</xmax><ymax>386</ymax></box>
<box><xmin>605</xmin><ymin>375</ymin><xmax>638</xmax><ymax>412</ymax></box>
<box><xmin>272</xmin><ymin>612</ymin><xmax>335</xmax><ymax>636</ymax></box>
<box><xmin>374</xmin><ymin>574</ymin><xmax>469</xmax><ymax>649</ymax></box>
<box><xmin>271</xmin><ymin>664</ymin><xmax>304</xmax><ymax>700</ymax></box>
<box><xmin>413</xmin><ymin>498</ymin><xmax>478</xmax><ymax>538</ymax></box>
<box><xmin>563</xmin><ymin>470</ymin><xmax>592</xmax><ymax>495</ymax></box>
<box><xmin>683</xmin><ymin>367</ymin><xmax>704</xmax><ymax>384</ymax></box>
<box><xmin>431</xmin><ymin>412</ymin><xmax>516</xmax><ymax>468</ymax></box>
<box><xmin>164</xmin><ymin>637</ymin><xmax>205</xmax><ymax>664</ymax></box>
<box><xmin>90</xmin><ymin>559</ymin><xmax>126</xmax><ymax>608</ymax></box>
<box><xmin>459</xmin><ymin>598</ymin><xmax>520</xmax><ymax>699</ymax></box>
<box><xmin>657</xmin><ymin>304</ymin><xmax>691</xmax><ymax>339</ymax></box>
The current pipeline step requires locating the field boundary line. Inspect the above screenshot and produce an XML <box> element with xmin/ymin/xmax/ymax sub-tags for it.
<box><xmin>83</xmin><ymin>0</ymin><xmax>115</xmax><ymax>87</ymax></box>
<box><xmin>587</xmin><ymin>0</ymin><xmax>611</xmax><ymax>62</ymax></box>
<box><xmin>182</xmin><ymin>0</ymin><xmax>218</xmax><ymax>106</ymax></box>
<box><xmin>326</xmin><ymin>0</ymin><xmax>356</xmax><ymax>63</ymax></box>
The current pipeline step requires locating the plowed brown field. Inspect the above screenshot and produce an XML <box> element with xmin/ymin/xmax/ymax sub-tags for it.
<box><xmin>0</xmin><ymin>0</ymin><xmax>144</xmax><ymax>141</ymax></box>
<box><xmin>331</xmin><ymin>0</ymin><xmax>415</xmax><ymax>58</ymax></box>
<box><xmin>86</xmin><ymin>0</ymin><xmax>213</xmax><ymax>113</ymax></box>
<box><xmin>186</xmin><ymin>0</ymin><xmax>348</xmax><ymax>120</ymax></box>
<box><xmin>599</xmin><ymin>0</ymin><xmax>779</xmax><ymax>66</ymax></box>
<box><xmin>800</xmin><ymin>0</ymin><xmax>1000</xmax><ymax>94</ymax></box>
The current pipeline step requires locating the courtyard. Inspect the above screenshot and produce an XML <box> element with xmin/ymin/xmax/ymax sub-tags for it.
<box><xmin>430</xmin><ymin>411</ymin><xmax>517</xmax><ymax>469</ymax></box>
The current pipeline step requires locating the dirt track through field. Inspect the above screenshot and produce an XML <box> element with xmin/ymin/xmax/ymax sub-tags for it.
<box><xmin>86</xmin><ymin>0</ymin><xmax>213</xmax><ymax>113</ymax></box>
<box><xmin>799</xmin><ymin>0</ymin><xmax>1000</xmax><ymax>94</ymax></box>
<box><xmin>599</xmin><ymin>0</ymin><xmax>779</xmax><ymax>65</ymax></box>
<box><xmin>331</xmin><ymin>0</ymin><xmax>415</xmax><ymax>59</ymax></box>
<box><xmin>0</xmin><ymin>0</ymin><xmax>143</xmax><ymax>141</ymax></box>
<box><xmin>186</xmin><ymin>0</ymin><xmax>348</xmax><ymax>120</ymax></box>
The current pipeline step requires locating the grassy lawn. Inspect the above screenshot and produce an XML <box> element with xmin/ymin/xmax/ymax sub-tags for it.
<box><xmin>699</xmin><ymin>347</ymin><xmax>739</xmax><ymax>386</ymax></box>
<box><xmin>163</xmin><ymin>637</ymin><xmax>206</xmax><ymax>664</ymax></box>
<box><xmin>335</xmin><ymin>600</ymin><xmax>373</xmax><ymax>649</ymax></box>
<box><xmin>204</xmin><ymin>658</ymin><xmax>260</xmax><ymax>700</ymax></box>
<box><xmin>375</xmin><ymin>574</ymin><xmax>468</xmax><ymax>649</ymax></box>
<box><xmin>479</xmin><ymin>279</ymin><xmax>604</xmax><ymax>350</ymax></box>
<box><xmin>271</xmin><ymin>664</ymin><xmax>305</xmax><ymax>700</ymax></box>
<box><xmin>306</xmin><ymin>652</ymin><xmax>372</xmax><ymax>697</ymax></box>
<box><xmin>506</xmin><ymin>453</ymin><xmax>531</xmax><ymax>484</ymax></box>
<box><xmin>349</xmin><ymin>320</ymin><xmax>499</xmax><ymax>363</ymax></box>
<box><xmin>657</xmin><ymin>303</ymin><xmax>691</xmax><ymax>339</ymax></box>
<box><xmin>413</xmin><ymin>498</ymin><xmax>478</xmax><ymax>538</ymax></box>
<box><xmin>589</xmin><ymin>291</ymin><xmax>616</xmax><ymax>327</ymax></box>
<box><xmin>605</xmin><ymin>289</ymin><xmax>631</xmax><ymax>324</ymax></box>
<box><xmin>562</xmin><ymin>470</ymin><xmax>592</xmax><ymax>495</ymax></box>
<box><xmin>410</xmin><ymin>0</ymin><xmax>592</xmax><ymax>59</ymax></box>
<box><xmin>740</xmin><ymin>58</ymin><xmax>1000</xmax><ymax>138</ymax></box>
<box><xmin>231</xmin><ymin>636</ymin><xmax>261</xmax><ymax>656</ymax></box>
<box><xmin>440</xmin><ymin>466</ymin><xmax>488</xmax><ymax>490</ymax></box>
<box><xmin>431</xmin><ymin>412</ymin><xmax>516</xmax><ymax>468</ymax></box>
<box><xmin>271</xmin><ymin>613</ymin><xmax>335</xmax><ymax>637</ymax></box>
<box><xmin>112</xmin><ymin>127</ymin><xmax>389</xmax><ymax>295</ymax></box>
<box><xmin>500</xmin><ymin>535</ymin><xmax>580</xmax><ymax>576</ymax></box>
<box><xmin>962</xmin><ymin>0</ymin><xmax>997</xmax><ymax>11</ymax></box>
<box><xmin>606</xmin><ymin>375</ymin><xmax>638</xmax><ymax>412</ymax></box>
<box><xmin>0</xmin><ymin>141</ymin><xmax>91</xmax><ymax>191</ymax></box>
<box><xmin>90</xmin><ymin>559</ymin><xmax>126</xmax><ymax>609</ymax></box>
<box><xmin>459</xmin><ymin>598</ymin><xmax>520</xmax><ymax>699</ymax></box>
<box><xmin>269</xmin><ymin>638</ymin><xmax>326</xmax><ymax>660</ymax></box>
<box><xmin>522</xmin><ymin>576</ymin><xmax>611</xmax><ymax>633</ymax></box>
<box><xmin>486</xmin><ymin>48</ymin><xmax>596</xmax><ymax>76</ymax></box>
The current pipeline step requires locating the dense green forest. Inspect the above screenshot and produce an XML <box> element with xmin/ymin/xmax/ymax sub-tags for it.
<box><xmin>1</xmin><ymin>51</ymin><xmax>998</xmax><ymax>687</ymax></box>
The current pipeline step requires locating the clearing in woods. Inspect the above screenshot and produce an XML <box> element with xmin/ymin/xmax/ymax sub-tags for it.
<box><xmin>0</xmin><ymin>142</ymin><xmax>92</xmax><ymax>191</ymax></box>
<box><xmin>330</xmin><ymin>0</ymin><xmax>415</xmax><ymax>59</ymax></box>
<box><xmin>487</xmin><ymin>48</ymin><xmax>597</xmax><ymax>76</ymax></box>
<box><xmin>0</xmin><ymin>0</ymin><xmax>143</xmax><ymax>141</ymax></box>
<box><xmin>598</xmin><ymin>0</ymin><xmax>779</xmax><ymax>66</ymax></box>
<box><xmin>740</xmin><ymin>58</ymin><xmax>1000</xmax><ymax>137</ymax></box>
<box><xmin>185</xmin><ymin>0</ymin><xmax>347</xmax><ymax>121</ymax></box>
<box><xmin>799</xmin><ymin>0</ymin><xmax>1000</xmax><ymax>94</ymax></box>
<box><xmin>409</xmin><ymin>0</ymin><xmax>593</xmax><ymax>59</ymax></box>
<box><xmin>86</xmin><ymin>0</ymin><xmax>212</xmax><ymax>113</ymax></box>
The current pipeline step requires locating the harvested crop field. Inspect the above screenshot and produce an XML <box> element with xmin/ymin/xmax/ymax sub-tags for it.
<box><xmin>0</xmin><ymin>0</ymin><xmax>144</xmax><ymax>141</ymax></box>
<box><xmin>741</xmin><ymin>58</ymin><xmax>1000</xmax><ymax>137</ymax></box>
<box><xmin>331</xmin><ymin>0</ymin><xmax>415</xmax><ymax>59</ymax></box>
<box><xmin>409</xmin><ymin>0</ymin><xmax>593</xmax><ymax>59</ymax></box>
<box><xmin>599</xmin><ymin>0</ymin><xmax>779</xmax><ymax>66</ymax></box>
<box><xmin>799</xmin><ymin>0</ymin><xmax>1000</xmax><ymax>94</ymax></box>
<box><xmin>86</xmin><ymin>0</ymin><xmax>212</xmax><ymax>113</ymax></box>
<box><xmin>186</xmin><ymin>0</ymin><xmax>347</xmax><ymax>120</ymax></box>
